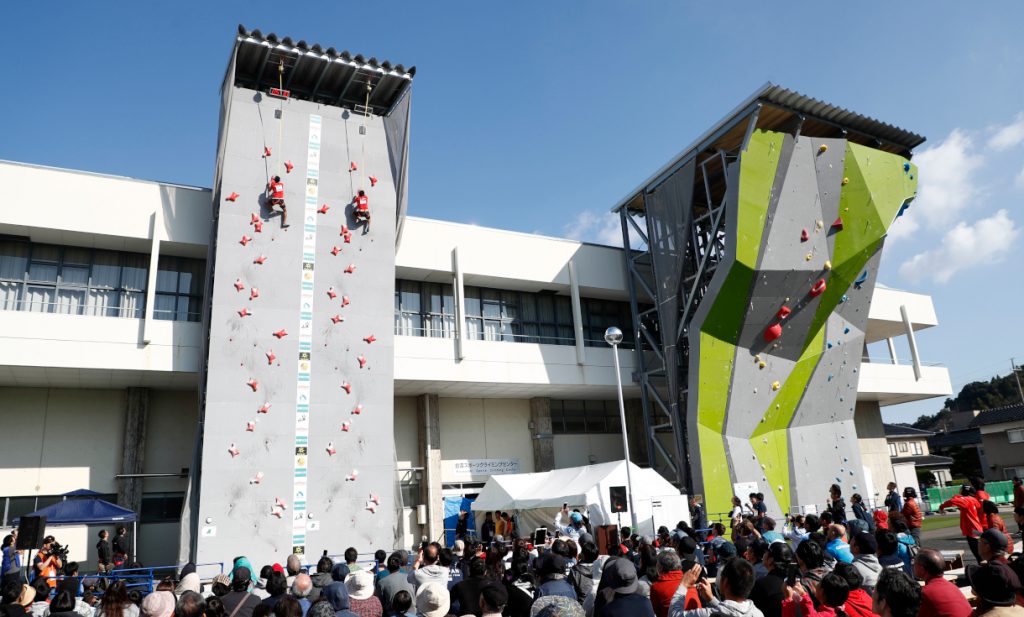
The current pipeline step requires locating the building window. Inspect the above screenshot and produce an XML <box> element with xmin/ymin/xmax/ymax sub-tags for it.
<box><xmin>0</xmin><ymin>240</ymin><xmax>153</xmax><ymax>319</ymax></box>
<box><xmin>898</xmin><ymin>442</ymin><xmax>908</xmax><ymax>453</ymax></box>
<box><xmin>394</xmin><ymin>280</ymin><xmax>456</xmax><ymax>338</ymax></box>
<box><xmin>1004</xmin><ymin>466</ymin><xmax>1024</xmax><ymax>480</ymax></box>
<box><xmin>140</xmin><ymin>492</ymin><xmax>185</xmax><ymax>523</ymax></box>
<box><xmin>550</xmin><ymin>400</ymin><xmax>622</xmax><ymax>434</ymax></box>
<box><xmin>911</xmin><ymin>442</ymin><xmax>923</xmax><ymax>455</ymax></box>
<box><xmin>888</xmin><ymin>443</ymin><xmax>897</xmax><ymax>457</ymax></box>
<box><xmin>580</xmin><ymin>298</ymin><xmax>636</xmax><ymax>348</ymax></box>
<box><xmin>154</xmin><ymin>256</ymin><xmax>205</xmax><ymax>322</ymax></box>
<box><xmin>1007</xmin><ymin>429</ymin><xmax>1024</xmax><ymax>444</ymax></box>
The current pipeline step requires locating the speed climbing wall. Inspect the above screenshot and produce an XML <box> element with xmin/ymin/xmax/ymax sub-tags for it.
<box><xmin>181</xmin><ymin>44</ymin><xmax>410</xmax><ymax>566</ymax></box>
<box><xmin>687</xmin><ymin>130</ymin><xmax>918</xmax><ymax>517</ymax></box>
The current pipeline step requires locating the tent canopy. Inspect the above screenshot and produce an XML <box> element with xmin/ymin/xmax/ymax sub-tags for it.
<box><xmin>15</xmin><ymin>493</ymin><xmax>137</xmax><ymax>526</ymax></box>
<box><xmin>471</xmin><ymin>460</ymin><xmax>680</xmax><ymax>533</ymax></box>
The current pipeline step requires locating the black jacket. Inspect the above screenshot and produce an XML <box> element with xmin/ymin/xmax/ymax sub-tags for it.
<box><xmin>749</xmin><ymin>568</ymin><xmax>786</xmax><ymax>617</ymax></box>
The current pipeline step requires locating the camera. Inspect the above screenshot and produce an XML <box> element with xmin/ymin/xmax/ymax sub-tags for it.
<box><xmin>49</xmin><ymin>541</ymin><xmax>70</xmax><ymax>563</ymax></box>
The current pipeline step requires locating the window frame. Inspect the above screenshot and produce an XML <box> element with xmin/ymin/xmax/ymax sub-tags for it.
<box><xmin>550</xmin><ymin>399</ymin><xmax>623</xmax><ymax>434</ymax></box>
<box><xmin>153</xmin><ymin>255</ymin><xmax>205</xmax><ymax>322</ymax></box>
<box><xmin>888</xmin><ymin>443</ymin><xmax>897</xmax><ymax>457</ymax></box>
<box><xmin>394</xmin><ymin>280</ymin><xmax>456</xmax><ymax>339</ymax></box>
<box><xmin>911</xmin><ymin>442</ymin><xmax>923</xmax><ymax>455</ymax></box>
<box><xmin>1007</xmin><ymin>428</ymin><xmax>1024</xmax><ymax>444</ymax></box>
<box><xmin>898</xmin><ymin>442</ymin><xmax>908</xmax><ymax>453</ymax></box>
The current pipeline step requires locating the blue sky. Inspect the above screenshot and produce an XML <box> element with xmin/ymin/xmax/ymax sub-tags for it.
<box><xmin>4</xmin><ymin>2</ymin><xmax>1023</xmax><ymax>422</ymax></box>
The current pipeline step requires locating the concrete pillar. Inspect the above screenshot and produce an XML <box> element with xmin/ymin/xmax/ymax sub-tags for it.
<box><xmin>417</xmin><ymin>393</ymin><xmax>444</xmax><ymax>543</ymax></box>
<box><xmin>118</xmin><ymin>387</ymin><xmax>149</xmax><ymax>516</ymax></box>
<box><xmin>624</xmin><ymin>399</ymin><xmax>649</xmax><ymax>466</ymax></box>
<box><xmin>530</xmin><ymin>398</ymin><xmax>554</xmax><ymax>472</ymax></box>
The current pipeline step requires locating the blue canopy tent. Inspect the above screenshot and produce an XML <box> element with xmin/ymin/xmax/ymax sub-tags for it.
<box><xmin>15</xmin><ymin>490</ymin><xmax>138</xmax><ymax>561</ymax></box>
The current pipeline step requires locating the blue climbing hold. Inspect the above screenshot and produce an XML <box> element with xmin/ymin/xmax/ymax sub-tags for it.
<box><xmin>840</xmin><ymin>294</ymin><xmax>848</xmax><ymax>303</ymax></box>
<box><xmin>909</xmin><ymin>174</ymin><xmax>914</xmax><ymax>180</ymax></box>
<box><xmin>897</xmin><ymin>201</ymin><xmax>911</xmax><ymax>218</ymax></box>
<box><xmin>827</xmin><ymin>342</ymin><xmax>833</xmax><ymax>349</ymax></box>
<box><xmin>853</xmin><ymin>270</ymin><xmax>868</xmax><ymax>289</ymax></box>
<box><xmin>828</xmin><ymin>374</ymin><xmax>833</xmax><ymax>381</ymax></box>
<box><xmin>903</xmin><ymin>162</ymin><xmax>911</xmax><ymax>172</ymax></box>
<box><xmin>843</xmin><ymin>327</ymin><xmax>850</xmax><ymax>334</ymax></box>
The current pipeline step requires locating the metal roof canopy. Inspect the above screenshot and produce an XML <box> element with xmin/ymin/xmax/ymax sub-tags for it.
<box><xmin>231</xmin><ymin>25</ymin><xmax>414</xmax><ymax>116</ymax></box>
<box><xmin>612</xmin><ymin>82</ymin><xmax>926</xmax><ymax>213</ymax></box>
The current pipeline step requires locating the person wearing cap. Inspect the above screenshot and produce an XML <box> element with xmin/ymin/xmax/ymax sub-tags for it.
<box><xmin>912</xmin><ymin>548</ymin><xmax>971</xmax><ymax>617</ymax></box>
<box><xmin>848</xmin><ymin>532</ymin><xmax>881</xmax><ymax>593</ymax></box>
<box><xmin>883</xmin><ymin>483</ymin><xmax>902</xmax><ymax>514</ymax></box>
<box><xmin>536</xmin><ymin>554</ymin><xmax>575</xmax><ymax>601</ymax></box>
<box><xmin>670</xmin><ymin>558</ymin><xmax>762</xmax><ymax>617</ymax></box>
<box><xmin>593</xmin><ymin>558</ymin><xmax>652</xmax><ymax>617</ymax></box>
<box><xmin>555</xmin><ymin>507</ymin><xmax>587</xmax><ymax>543</ymax></box>
<box><xmin>221</xmin><ymin>566</ymin><xmax>261</xmax><ymax>617</ymax></box>
<box><xmin>983</xmin><ymin>502</ymin><xmax>1016</xmax><ymax>555</ymax></box>
<box><xmin>940</xmin><ymin>485</ymin><xmax>986</xmax><ymax>562</ymax></box>
<box><xmin>345</xmin><ymin>570</ymin><xmax>381</xmax><ymax>617</ymax></box>
<box><xmin>968</xmin><ymin>561</ymin><xmax>1023</xmax><ymax>616</ymax></box>
<box><xmin>2</xmin><ymin>582</ymin><xmax>33</xmax><ymax>617</ymax></box>
<box><xmin>140</xmin><ymin>591</ymin><xmax>175</xmax><ymax>617</ymax></box>
<box><xmin>323</xmin><ymin>578</ymin><xmax>359</xmax><ymax>617</ymax></box>
<box><xmin>978</xmin><ymin>528</ymin><xmax>1012</xmax><ymax>566</ymax></box>
<box><xmin>413</xmin><ymin>583</ymin><xmax>449</xmax><ymax>617</ymax></box>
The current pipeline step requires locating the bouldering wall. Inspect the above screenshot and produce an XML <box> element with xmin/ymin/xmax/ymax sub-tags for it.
<box><xmin>184</xmin><ymin>77</ymin><xmax>404</xmax><ymax>565</ymax></box>
<box><xmin>685</xmin><ymin>129</ymin><xmax>918</xmax><ymax>517</ymax></box>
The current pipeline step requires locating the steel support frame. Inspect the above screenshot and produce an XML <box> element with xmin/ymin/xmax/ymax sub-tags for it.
<box><xmin>619</xmin><ymin>105</ymin><xmax>761</xmax><ymax>494</ymax></box>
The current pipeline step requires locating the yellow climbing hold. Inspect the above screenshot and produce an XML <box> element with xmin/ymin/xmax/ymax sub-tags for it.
<box><xmin>805</xmin><ymin>253</ymin><xmax>813</xmax><ymax>261</ymax></box>
<box><xmin>824</xmin><ymin>260</ymin><xmax>832</xmax><ymax>270</ymax></box>
<box><xmin>842</xmin><ymin>177</ymin><xmax>849</xmax><ymax>185</ymax></box>
<box><xmin>771</xmin><ymin>381</ymin><xmax>781</xmax><ymax>391</ymax></box>
<box><xmin>754</xmin><ymin>354</ymin><xmax>761</xmax><ymax>363</ymax></box>
<box><xmin>818</xmin><ymin>144</ymin><xmax>828</xmax><ymax>153</ymax></box>
<box><xmin>816</xmin><ymin>220</ymin><xmax>824</xmax><ymax>230</ymax></box>
<box><xmin>759</xmin><ymin>360</ymin><xmax>766</xmax><ymax>369</ymax></box>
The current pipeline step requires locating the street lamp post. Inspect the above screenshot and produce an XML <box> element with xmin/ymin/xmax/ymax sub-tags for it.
<box><xmin>605</xmin><ymin>326</ymin><xmax>638</xmax><ymax>531</ymax></box>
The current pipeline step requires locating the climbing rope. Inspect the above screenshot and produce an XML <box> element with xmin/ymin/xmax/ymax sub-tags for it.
<box><xmin>277</xmin><ymin>60</ymin><xmax>285</xmax><ymax>178</ymax></box>
<box><xmin>360</xmin><ymin>80</ymin><xmax>372</xmax><ymax>191</ymax></box>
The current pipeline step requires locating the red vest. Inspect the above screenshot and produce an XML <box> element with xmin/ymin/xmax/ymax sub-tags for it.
<box><xmin>270</xmin><ymin>182</ymin><xmax>285</xmax><ymax>199</ymax></box>
<box><xmin>356</xmin><ymin>195</ymin><xmax>369</xmax><ymax>211</ymax></box>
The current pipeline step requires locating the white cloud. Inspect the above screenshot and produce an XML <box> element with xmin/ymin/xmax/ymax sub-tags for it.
<box><xmin>911</xmin><ymin>129</ymin><xmax>984</xmax><ymax>228</ymax></box>
<box><xmin>885</xmin><ymin>212</ymin><xmax>920</xmax><ymax>241</ymax></box>
<box><xmin>562</xmin><ymin>209</ymin><xmax>644</xmax><ymax>248</ymax></box>
<box><xmin>988</xmin><ymin>112</ymin><xmax>1024</xmax><ymax>151</ymax></box>
<box><xmin>898</xmin><ymin>209</ymin><xmax>1019</xmax><ymax>284</ymax></box>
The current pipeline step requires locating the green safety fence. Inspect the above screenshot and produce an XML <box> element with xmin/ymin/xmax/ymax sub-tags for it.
<box><xmin>926</xmin><ymin>481</ymin><xmax>1015</xmax><ymax>512</ymax></box>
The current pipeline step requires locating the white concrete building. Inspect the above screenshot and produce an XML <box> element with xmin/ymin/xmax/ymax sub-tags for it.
<box><xmin>0</xmin><ymin>159</ymin><xmax>951</xmax><ymax>566</ymax></box>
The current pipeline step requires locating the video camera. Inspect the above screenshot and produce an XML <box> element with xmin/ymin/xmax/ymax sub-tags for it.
<box><xmin>49</xmin><ymin>541</ymin><xmax>70</xmax><ymax>563</ymax></box>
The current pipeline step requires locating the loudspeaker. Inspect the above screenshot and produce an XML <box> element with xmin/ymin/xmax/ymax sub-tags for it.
<box><xmin>609</xmin><ymin>486</ymin><xmax>627</xmax><ymax>513</ymax></box>
<box><xmin>16</xmin><ymin>516</ymin><xmax>46</xmax><ymax>550</ymax></box>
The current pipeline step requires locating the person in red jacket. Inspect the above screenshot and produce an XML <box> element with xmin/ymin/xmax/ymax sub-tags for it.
<box><xmin>981</xmin><ymin>505</ymin><xmax>1015</xmax><ymax>556</ymax></box>
<box><xmin>830</xmin><ymin>562</ymin><xmax>874</xmax><ymax>617</ymax></box>
<box><xmin>940</xmin><ymin>485</ymin><xmax>985</xmax><ymax>562</ymax></box>
<box><xmin>353</xmin><ymin>190</ymin><xmax>370</xmax><ymax>227</ymax></box>
<box><xmin>971</xmin><ymin>476</ymin><xmax>992</xmax><ymax>501</ymax></box>
<box><xmin>913</xmin><ymin>548</ymin><xmax>972</xmax><ymax>617</ymax></box>
<box><xmin>901</xmin><ymin>487</ymin><xmax>923</xmax><ymax>545</ymax></box>
<box><xmin>267</xmin><ymin>176</ymin><xmax>288</xmax><ymax>227</ymax></box>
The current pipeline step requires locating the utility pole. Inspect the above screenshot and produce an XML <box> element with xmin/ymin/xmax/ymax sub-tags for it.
<box><xmin>1012</xmin><ymin>358</ymin><xmax>1024</xmax><ymax>404</ymax></box>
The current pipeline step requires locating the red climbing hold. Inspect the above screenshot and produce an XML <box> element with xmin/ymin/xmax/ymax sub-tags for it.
<box><xmin>240</xmin><ymin>235</ymin><xmax>252</xmax><ymax>246</ymax></box>
<box><xmin>247</xmin><ymin>378</ymin><xmax>259</xmax><ymax>392</ymax></box>
<box><xmin>800</xmin><ymin>228</ymin><xmax>809</xmax><ymax>242</ymax></box>
<box><xmin>285</xmin><ymin>161</ymin><xmax>294</xmax><ymax>174</ymax></box>
<box><xmin>331</xmin><ymin>246</ymin><xmax>342</xmax><ymax>256</ymax></box>
<box><xmin>254</xmin><ymin>255</ymin><xmax>268</xmax><ymax>265</ymax></box>
<box><xmin>810</xmin><ymin>278</ymin><xmax>827</xmax><ymax>297</ymax></box>
<box><xmin>266</xmin><ymin>350</ymin><xmax>276</xmax><ymax>364</ymax></box>
<box><xmin>352</xmin><ymin>404</ymin><xmax>363</xmax><ymax>415</ymax></box>
<box><xmin>343</xmin><ymin>232</ymin><xmax>352</xmax><ymax>244</ymax></box>
<box><xmin>366</xmin><ymin>503</ymin><xmax>377</xmax><ymax>514</ymax></box>
<box><xmin>369</xmin><ymin>493</ymin><xmax>380</xmax><ymax>505</ymax></box>
<box><xmin>326</xmin><ymin>287</ymin><xmax>337</xmax><ymax>300</ymax></box>
<box><xmin>251</xmin><ymin>213</ymin><xmax>260</xmax><ymax>224</ymax></box>
<box><xmin>254</xmin><ymin>220</ymin><xmax>263</xmax><ymax>233</ymax></box>
<box><xmin>250</xmin><ymin>287</ymin><xmax>260</xmax><ymax>300</ymax></box>
<box><xmin>347</xmin><ymin>470</ymin><xmax>358</xmax><ymax>481</ymax></box>
<box><xmin>271</xmin><ymin>508</ymin><xmax>283</xmax><ymax>518</ymax></box>
<box><xmin>227</xmin><ymin>192</ymin><xmax>240</xmax><ymax>202</ymax></box>
<box><xmin>364</xmin><ymin>335</ymin><xmax>376</xmax><ymax>344</ymax></box>
<box><xmin>345</xmin><ymin>264</ymin><xmax>356</xmax><ymax>274</ymax></box>
<box><xmin>331</xmin><ymin>314</ymin><xmax>344</xmax><ymax>324</ymax></box>
<box><xmin>275</xmin><ymin>497</ymin><xmax>288</xmax><ymax>510</ymax></box>
<box><xmin>238</xmin><ymin>307</ymin><xmax>251</xmax><ymax>318</ymax></box>
<box><xmin>831</xmin><ymin>217</ymin><xmax>844</xmax><ymax>231</ymax></box>
<box><xmin>273</xmin><ymin>329</ymin><xmax>288</xmax><ymax>339</ymax></box>
<box><xmin>234</xmin><ymin>279</ymin><xmax>245</xmax><ymax>292</ymax></box>
<box><xmin>246</xmin><ymin>420</ymin><xmax>256</xmax><ymax>432</ymax></box>
<box><xmin>258</xmin><ymin>403</ymin><xmax>271</xmax><ymax>414</ymax></box>
<box><xmin>341</xmin><ymin>421</ymin><xmax>351</xmax><ymax>432</ymax></box>
<box><xmin>764</xmin><ymin>323</ymin><xmax>783</xmax><ymax>343</ymax></box>
<box><xmin>341</xmin><ymin>382</ymin><xmax>352</xmax><ymax>394</ymax></box>
<box><xmin>228</xmin><ymin>443</ymin><xmax>240</xmax><ymax>457</ymax></box>
<box><xmin>264</xmin><ymin>146</ymin><xmax>272</xmax><ymax>158</ymax></box>
<box><xmin>341</xmin><ymin>224</ymin><xmax>349</xmax><ymax>235</ymax></box>
<box><xmin>775</xmin><ymin>306</ymin><xmax>791</xmax><ymax>320</ymax></box>
<box><xmin>357</xmin><ymin>355</ymin><xmax>367</xmax><ymax>369</ymax></box>
<box><xmin>318</xmin><ymin>204</ymin><xmax>330</xmax><ymax>214</ymax></box>
<box><xmin>369</xmin><ymin>175</ymin><xmax>378</xmax><ymax>187</ymax></box>
<box><xmin>326</xmin><ymin>442</ymin><xmax>337</xmax><ymax>456</ymax></box>
<box><xmin>341</xmin><ymin>296</ymin><xmax>350</xmax><ymax>307</ymax></box>
<box><xmin>251</xmin><ymin>471</ymin><xmax>263</xmax><ymax>484</ymax></box>
<box><xmin>350</xmin><ymin>161</ymin><xmax>358</xmax><ymax>171</ymax></box>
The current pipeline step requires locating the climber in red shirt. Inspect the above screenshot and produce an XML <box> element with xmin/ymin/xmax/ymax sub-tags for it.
<box><xmin>267</xmin><ymin>175</ymin><xmax>288</xmax><ymax>227</ymax></box>
<box><xmin>353</xmin><ymin>190</ymin><xmax>370</xmax><ymax>227</ymax></box>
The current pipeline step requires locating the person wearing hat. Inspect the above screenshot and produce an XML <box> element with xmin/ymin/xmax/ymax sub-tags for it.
<box><xmin>221</xmin><ymin>566</ymin><xmax>261</xmax><ymax>617</ymax></box>
<box><xmin>530</xmin><ymin>596</ymin><xmax>584</xmax><ymax>617</ymax></box>
<box><xmin>913</xmin><ymin>549</ymin><xmax>971</xmax><ymax>617</ymax></box>
<box><xmin>414</xmin><ymin>583</ymin><xmax>449</xmax><ymax>617</ymax></box>
<box><xmin>979</xmin><ymin>528</ymin><xmax>1012</xmax><ymax>566</ymax></box>
<box><xmin>594</xmin><ymin>559</ymin><xmax>652</xmax><ymax>617</ymax></box>
<box><xmin>671</xmin><ymin>558</ymin><xmax>762</xmax><ymax>617</ymax></box>
<box><xmin>140</xmin><ymin>591</ymin><xmax>175</xmax><ymax>617</ymax></box>
<box><xmin>4</xmin><ymin>582</ymin><xmax>34</xmax><ymax>617</ymax></box>
<box><xmin>555</xmin><ymin>507</ymin><xmax>587</xmax><ymax>543</ymax></box>
<box><xmin>968</xmin><ymin>562</ymin><xmax>1023</xmax><ymax>616</ymax></box>
<box><xmin>983</xmin><ymin>502</ymin><xmax>1016</xmax><ymax>556</ymax></box>
<box><xmin>536</xmin><ymin>554</ymin><xmax>575</xmax><ymax>601</ymax></box>
<box><xmin>345</xmin><ymin>570</ymin><xmax>381</xmax><ymax>617</ymax></box>
<box><xmin>323</xmin><ymin>579</ymin><xmax>359</xmax><ymax>617</ymax></box>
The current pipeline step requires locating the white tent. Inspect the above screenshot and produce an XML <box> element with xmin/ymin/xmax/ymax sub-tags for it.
<box><xmin>471</xmin><ymin>460</ymin><xmax>682</xmax><ymax>539</ymax></box>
